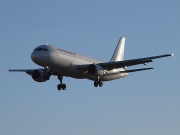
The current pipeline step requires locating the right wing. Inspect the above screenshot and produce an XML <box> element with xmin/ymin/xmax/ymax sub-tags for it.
<box><xmin>9</xmin><ymin>69</ymin><xmax>59</xmax><ymax>76</ymax></box>
<box><xmin>9</xmin><ymin>69</ymin><xmax>37</xmax><ymax>75</ymax></box>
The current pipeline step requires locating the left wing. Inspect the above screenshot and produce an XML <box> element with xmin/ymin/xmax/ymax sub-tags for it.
<box><xmin>78</xmin><ymin>54</ymin><xmax>173</xmax><ymax>72</ymax></box>
<box><xmin>99</xmin><ymin>54</ymin><xmax>172</xmax><ymax>70</ymax></box>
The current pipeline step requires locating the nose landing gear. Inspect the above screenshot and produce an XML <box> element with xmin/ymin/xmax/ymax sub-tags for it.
<box><xmin>57</xmin><ymin>76</ymin><xmax>66</xmax><ymax>90</ymax></box>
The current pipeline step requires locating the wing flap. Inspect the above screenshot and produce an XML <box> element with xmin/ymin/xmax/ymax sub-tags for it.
<box><xmin>121</xmin><ymin>67</ymin><xmax>154</xmax><ymax>73</ymax></box>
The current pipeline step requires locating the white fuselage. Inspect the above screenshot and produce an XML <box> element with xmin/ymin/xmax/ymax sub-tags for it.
<box><xmin>31</xmin><ymin>45</ymin><xmax>128</xmax><ymax>81</ymax></box>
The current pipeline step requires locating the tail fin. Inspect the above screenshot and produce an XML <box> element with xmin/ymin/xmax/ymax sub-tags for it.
<box><xmin>110</xmin><ymin>37</ymin><xmax>125</xmax><ymax>62</ymax></box>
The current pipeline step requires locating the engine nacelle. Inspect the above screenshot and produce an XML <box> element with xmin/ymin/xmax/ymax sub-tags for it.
<box><xmin>32</xmin><ymin>70</ymin><xmax>49</xmax><ymax>82</ymax></box>
<box><xmin>88</xmin><ymin>64</ymin><xmax>104</xmax><ymax>76</ymax></box>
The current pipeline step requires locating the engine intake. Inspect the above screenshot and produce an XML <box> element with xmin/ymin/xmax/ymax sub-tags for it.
<box><xmin>32</xmin><ymin>70</ymin><xmax>49</xmax><ymax>82</ymax></box>
<box><xmin>88</xmin><ymin>64</ymin><xmax>104</xmax><ymax>76</ymax></box>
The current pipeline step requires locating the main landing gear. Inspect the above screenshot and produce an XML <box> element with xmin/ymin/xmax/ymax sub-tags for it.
<box><xmin>57</xmin><ymin>76</ymin><xmax>66</xmax><ymax>90</ymax></box>
<box><xmin>57</xmin><ymin>75</ymin><xmax>103</xmax><ymax>90</ymax></box>
<box><xmin>94</xmin><ymin>76</ymin><xmax>103</xmax><ymax>87</ymax></box>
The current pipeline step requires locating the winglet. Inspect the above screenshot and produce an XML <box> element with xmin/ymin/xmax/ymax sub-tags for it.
<box><xmin>171</xmin><ymin>53</ymin><xmax>174</xmax><ymax>58</ymax></box>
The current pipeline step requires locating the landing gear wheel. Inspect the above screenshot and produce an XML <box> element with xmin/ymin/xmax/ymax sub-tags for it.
<box><xmin>99</xmin><ymin>81</ymin><xmax>103</xmax><ymax>87</ymax></box>
<box><xmin>94</xmin><ymin>81</ymin><xmax>98</xmax><ymax>87</ymax></box>
<box><xmin>57</xmin><ymin>84</ymin><xmax>61</xmax><ymax>90</ymax></box>
<box><xmin>94</xmin><ymin>76</ymin><xmax>103</xmax><ymax>87</ymax></box>
<box><xmin>62</xmin><ymin>84</ymin><xmax>66</xmax><ymax>90</ymax></box>
<box><xmin>57</xmin><ymin>76</ymin><xmax>67</xmax><ymax>91</ymax></box>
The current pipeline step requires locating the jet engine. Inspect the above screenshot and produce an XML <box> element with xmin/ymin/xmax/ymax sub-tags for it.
<box><xmin>87</xmin><ymin>64</ymin><xmax>104</xmax><ymax>76</ymax></box>
<box><xmin>32</xmin><ymin>70</ymin><xmax>49</xmax><ymax>82</ymax></box>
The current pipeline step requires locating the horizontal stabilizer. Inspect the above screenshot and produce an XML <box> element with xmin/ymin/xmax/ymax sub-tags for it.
<box><xmin>121</xmin><ymin>67</ymin><xmax>154</xmax><ymax>73</ymax></box>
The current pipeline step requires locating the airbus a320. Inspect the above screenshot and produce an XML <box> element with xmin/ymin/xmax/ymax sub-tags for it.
<box><xmin>9</xmin><ymin>37</ymin><xmax>173</xmax><ymax>90</ymax></box>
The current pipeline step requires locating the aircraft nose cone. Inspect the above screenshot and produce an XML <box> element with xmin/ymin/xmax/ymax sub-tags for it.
<box><xmin>31</xmin><ymin>51</ymin><xmax>37</xmax><ymax>62</ymax></box>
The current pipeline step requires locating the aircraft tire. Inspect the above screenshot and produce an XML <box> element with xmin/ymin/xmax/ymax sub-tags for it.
<box><xmin>99</xmin><ymin>81</ymin><xmax>103</xmax><ymax>87</ymax></box>
<box><xmin>62</xmin><ymin>84</ymin><xmax>66</xmax><ymax>90</ymax></box>
<box><xmin>57</xmin><ymin>84</ymin><xmax>61</xmax><ymax>90</ymax></box>
<box><xmin>94</xmin><ymin>81</ymin><xmax>98</xmax><ymax>87</ymax></box>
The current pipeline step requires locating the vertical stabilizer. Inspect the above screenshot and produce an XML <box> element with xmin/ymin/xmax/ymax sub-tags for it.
<box><xmin>110</xmin><ymin>37</ymin><xmax>125</xmax><ymax>62</ymax></box>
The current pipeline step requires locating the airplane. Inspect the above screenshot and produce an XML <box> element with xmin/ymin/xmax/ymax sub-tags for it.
<box><xmin>9</xmin><ymin>37</ymin><xmax>173</xmax><ymax>90</ymax></box>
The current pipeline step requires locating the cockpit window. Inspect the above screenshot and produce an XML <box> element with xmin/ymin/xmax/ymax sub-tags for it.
<box><xmin>34</xmin><ymin>48</ymin><xmax>49</xmax><ymax>51</ymax></box>
<box><xmin>37</xmin><ymin>48</ymin><xmax>43</xmax><ymax>51</ymax></box>
<box><xmin>43</xmin><ymin>48</ymin><xmax>49</xmax><ymax>51</ymax></box>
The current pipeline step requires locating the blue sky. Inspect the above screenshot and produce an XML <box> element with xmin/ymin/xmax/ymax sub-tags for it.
<box><xmin>0</xmin><ymin>0</ymin><xmax>179</xmax><ymax>135</ymax></box>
